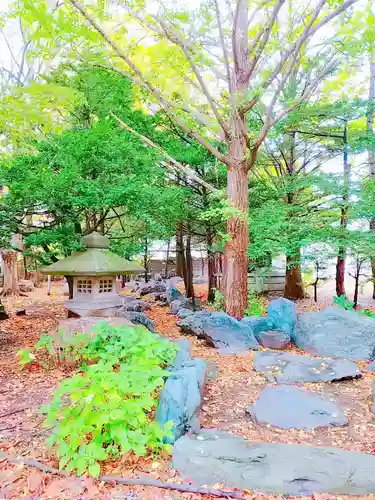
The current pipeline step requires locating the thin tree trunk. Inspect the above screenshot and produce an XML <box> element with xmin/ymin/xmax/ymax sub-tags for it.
<box><xmin>65</xmin><ymin>275</ymin><xmax>74</xmax><ymax>299</ymax></box>
<box><xmin>143</xmin><ymin>237</ymin><xmax>149</xmax><ymax>283</ymax></box>
<box><xmin>185</xmin><ymin>232</ymin><xmax>194</xmax><ymax>301</ymax></box>
<box><xmin>164</xmin><ymin>239</ymin><xmax>170</xmax><ymax>278</ymax></box>
<box><xmin>1</xmin><ymin>250</ymin><xmax>19</xmax><ymax>296</ymax></box>
<box><xmin>353</xmin><ymin>272</ymin><xmax>360</xmax><ymax>308</ymax></box>
<box><xmin>368</xmin><ymin>53</ymin><xmax>375</xmax><ymax>298</ymax></box>
<box><xmin>284</xmin><ymin>250</ymin><xmax>305</xmax><ymax>300</ymax></box>
<box><xmin>336</xmin><ymin>122</ymin><xmax>350</xmax><ymax>297</ymax></box>
<box><xmin>176</xmin><ymin>224</ymin><xmax>186</xmax><ymax>281</ymax></box>
<box><xmin>206</xmin><ymin>232</ymin><xmax>216</xmax><ymax>303</ymax></box>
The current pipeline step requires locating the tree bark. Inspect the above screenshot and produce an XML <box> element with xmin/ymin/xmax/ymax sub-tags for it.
<box><xmin>223</xmin><ymin>161</ymin><xmax>249</xmax><ymax>318</ymax></box>
<box><xmin>176</xmin><ymin>224</ymin><xmax>186</xmax><ymax>280</ymax></box>
<box><xmin>368</xmin><ymin>54</ymin><xmax>375</xmax><ymax>298</ymax></box>
<box><xmin>164</xmin><ymin>239</ymin><xmax>170</xmax><ymax>279</ymax></box>
<box><xmin>143</xmin><ymin>237</ymin><xmax>149</xmax><ymax>283</ymax></box>
<box><xmin>206</xmin><ymin>232</ymin><xmax>216</xmax><ymax>303</ymax></box>
<box><xmin>0</xmin><ymin>250</ymin><xmax>19</xmax><ymax>296</ymax></box>
<box><xmin>284</xmin><ymin>249</ymin><xmax>305</xmax><ymax>300</ymax></box>
<box><xmin>185</xmin><ymin>231</ymin><xmax>195</xmax><ymax>301</ymax></box>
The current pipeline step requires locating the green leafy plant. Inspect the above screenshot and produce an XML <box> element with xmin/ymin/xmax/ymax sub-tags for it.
<box><xmin>212</xmin><ymin>288</ymin><xmax>224</xmax><ymax>311</ymax></box>
<box><xmin>17</xmin><ymin>348</ymin><xmax>36</xmax><ymax>369</ymax></box>
<box><xmin>245</xmin><ymin>292</ymin><xmax>267</xmax><ymax>317</ymax></box>
<box><xmin>42</xmin><ymin>323</ymin><xmax>177</xmax><ymax>477</ymax></box>
<box><xmin>333</xmin><ymin>295</ymin><xmax>355</xmax><ymax>310</ymax></box>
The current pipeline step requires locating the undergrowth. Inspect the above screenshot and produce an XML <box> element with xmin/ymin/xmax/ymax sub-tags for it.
<box><xmin>19</xmin><ymin>323</ymin><xmax>177</xmax><ymax>477</ymax></box>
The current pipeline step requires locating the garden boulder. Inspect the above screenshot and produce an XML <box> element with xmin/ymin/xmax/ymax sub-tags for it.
<box><xmin>268</xmin><ymin>297</ymin><xmax>296</xmax><ymax>336</ymax></box>
<box><xmin>116</xmin><ymin>310</ymin><xmax>156</xmax><ymax>332</ymax></box>
<box><xmin>173</xmin><ymin>430</ymin><xmax>375</xmax><ymax>496</ymax></box>
<box><xmin>294</xmin><ymin>308</ymin><xmax>375</xmax><ymax>360</ymax></box>
<box><xmin>179</xmin><ymin>311</ymin><xmax>258</xmax><ymax>353</ymax></box>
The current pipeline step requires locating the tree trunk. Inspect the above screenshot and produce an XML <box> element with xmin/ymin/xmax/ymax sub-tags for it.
<box><xmin>368</xmin><ymin>54</ymin><xmax>375</xmax><ymax>298</ymax></box>
<box><xmin>65</xmin><ymin>275</ymin><xmax>74</xmax><ymax>299</ymax></box>
<box><xmin>164</xmin><ymin>239</ymin><xmax>170</xmax><ymax>278</ymax></box>
<box><xmin>206</xmin><ymin>232</ymin><xmax>215</xmax><ymax>303</ymax></box>
<box><xmin>1</xmin><ymin>250</ymin><xmax>19</xmax><ymax>296</ymax></box>
<box><xmin>353</xmin><ymin>273</ymin><xmax>360</xmax><ymax>308</ymax></box>
<box><xmin>222</xmin><ymin>0</ymin><xmax>250</xmax><ymax>319</ymax></box>
<box><xmin>143</xmin><ymin>237</ymin><xmax>149</xmax><ymax>283</ymax></box>
<box><xmin>284</xmin><ymin>249</ymin><xmax>305</xmax><ymax>300</ymax></box>
<box><xmin>176</xmin><ymin>224</ymin><xmax>186</xmax><ymax>281</ymax></box>
<box><xmin>185</xmin><ymin>232</ymin><xmax>195</xmax><ymax>301</ymax></box>
<box><xmin>335</xmin><ymin>122</ymin><xmax>350</xmax><ymax>297</ymax></box>
<box><xmin>223</xmin><ymin>162</ymin><xmax>249</xmax><ymax>318</ymax></box>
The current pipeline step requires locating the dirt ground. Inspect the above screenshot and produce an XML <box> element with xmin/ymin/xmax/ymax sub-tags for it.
<box><xmin>1</xmin><ymin>282</ymin><xmax>375</xmax><ymax>499</ymax></box>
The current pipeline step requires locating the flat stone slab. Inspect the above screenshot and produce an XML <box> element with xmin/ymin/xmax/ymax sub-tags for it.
<box><xmin>247</xmin><ymin>385</ymin><xmax>347</xmax><ymax>429</ymax></box>
<box><xmin>173</xmin><ymin>430</ymin><xmax>375</xmax><ymax>496</ymax></box>
<box><xmin>254</xmin><ymin>351</ymin><xmax>361</xmax><ymax>384</ymax></box>
<box><xmin>294</xmin><ymin>308</ymin><xmax>375</xmax><ymax>360</ymax></box>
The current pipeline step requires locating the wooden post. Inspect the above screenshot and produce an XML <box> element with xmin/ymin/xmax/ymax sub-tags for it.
<box><xmin>47</xmin><ymin>275</ymin><xmax>52</xmax><ymax>296</ymax></box>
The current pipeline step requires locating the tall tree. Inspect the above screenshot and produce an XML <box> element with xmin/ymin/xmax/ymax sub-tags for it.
<box><xmin>14</xmin><ymin>0</ymin><xmax>360</xmax><ymax>317</ymax></box>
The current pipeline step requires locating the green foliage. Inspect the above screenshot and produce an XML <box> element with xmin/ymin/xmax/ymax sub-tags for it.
<box><xmin>42</xmin><ymin>323</ymin><xmax>177</xmax><ymax>477</ymax></box>
<box><xmin>334</xmin><ymin>296</ymin><xmax>375</xmax><ymax>318</ymax></box>
<box><xmin>245</xmin><ymin>293</ymin><xmax>267</xmax><ymax>317</ymax></box>
<box><xmin>333</xmin><ymin>295</ymin><xmax>355</xmax><ymax>310</ymax></box>
<box><xmin>212</xmin><ymin>288</ymin><xmax>224</xmax><ymax>310</ymax></box>
<box><xmin>17</xmin><ymin>348</ymin><xmax>36</xmax><ymax>369</ymax></box>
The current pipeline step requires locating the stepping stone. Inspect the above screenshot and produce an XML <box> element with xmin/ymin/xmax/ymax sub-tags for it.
<box><xmin>173</xmin><ymin>430</ymin><xmax>375</xmax><ymax>496</ymax></box>
<box><xmin>254</xmin><ymin>351</ymin><xmax>361</xmax><ymax>384</ymax></box>
<box><xmin>246</xmin><ymin>385</ymin><xmax>347</xmax><ymax>429</ymax></box>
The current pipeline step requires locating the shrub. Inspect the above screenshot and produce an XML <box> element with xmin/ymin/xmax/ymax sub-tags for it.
<box><xmin>40</xmin><ymin>323</ymin><xmax>177</xmax><ymax>476</ymax></box>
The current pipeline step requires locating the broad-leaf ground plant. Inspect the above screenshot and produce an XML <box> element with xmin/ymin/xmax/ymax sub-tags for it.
<box><xmin>31</xmin><ymin>323</ymin><xmax>177</xmax><ymax>477</ymax></box>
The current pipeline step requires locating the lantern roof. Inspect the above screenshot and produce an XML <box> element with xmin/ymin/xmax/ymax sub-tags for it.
<box><xmin>41</xmin><ymin>231</ymin><xmax>145</xmax><ymax>276</ymax></box>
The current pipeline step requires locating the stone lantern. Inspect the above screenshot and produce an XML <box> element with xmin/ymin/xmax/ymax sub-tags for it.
<box><xmin>41</xmin><ymin>232</ymin><xmax>145</xmax><ymax>317</ymax></box>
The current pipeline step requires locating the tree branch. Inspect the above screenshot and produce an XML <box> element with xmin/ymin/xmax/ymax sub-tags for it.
<box><xmin>153</xmin><ymin>15</ymin><xmax>229</xmax><ymax>136</ymax></box>
<box><xmin>0</xmin><ymin>452</ymin><xmax>243</xmax><ymax>498</ymax></box>
<box><xmin>69</xmin><ymin>0</ymin><xmax>229</xmax><ymax>165</ymax></box>
<box><xmin>110</xmin><ymin>112</ymin><xmax>218</xmax><ymax>192</ymax></box>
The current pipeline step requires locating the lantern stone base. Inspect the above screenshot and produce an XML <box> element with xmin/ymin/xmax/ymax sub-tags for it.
<box><xmin>64</xmin><ymin>295</ymin><xmax>123</xmax><ymax>318</ymax></box>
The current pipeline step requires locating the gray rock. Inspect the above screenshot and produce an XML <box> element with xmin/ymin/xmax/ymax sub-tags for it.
<box><xmin>241</xmin><ymin>316</ymin><xmax>273</xmax><ymax>340</ymax></box>
<box><xmin>254</xmin><ymin>351</ymin><xmax>361</xmax><ymax>384</ymax></box>
<box><xmin>257</xmin><ymin>330</ymin><xmax>290</xmax><ymax>349</ymax></box>
<box><xmin>268</xmin><ymin>297</ymin><xmax>296</xmax><ymax>336</ymax></box>
<box><xmin>177</xmin><ymin>308</ymin><xmax>194</xmax><ymax>319</ymax></box>
<box><xmin>173</xmin><ymin>430</ymin><xmax>375</xmax><ymax>496</ymax></box>
<box><xmin>120</xmin><ymin>299</ymin><xmax>151</xmax><ymax>312</ymax></box>
<box><xmin>177</xmin><ymin>311</ymin><xmax>211</xmax><ymax>337</ymax></box>
<box><xmin>116</xmin><ymin>311</ymin><xmax>156</xmax><ymax>332</ymax></box>
<box><xmin>247</xmin><ymin>385</ymin><xmax>347</xmax><ymax>429</ymax></box>
<box><xmin>201</xmin><ymin>312</ymin><xmax>259</xmax><ymax>353</ymax></box>
<box><xmin>156</xmin><ymin>358</ymin><xmax>206</xmax><ymax>443</ymax></box>
<box><xmin>171</xmin><ymin>338</ymin><xmax>191</xmax><ymax>369</ymax></box>
<box><xmin>139</xmin><ymin>281</ymin><xmax>167</xmax><ymax>296</ymax></box>
<box><xmin>179</xmin><ymin>311</ymin><xmax>258</xmax><ymax>353</ymax></box>
<box><xmin>294</xmin><ymin>308</ymin><xmax>375</xmax><ymax>360</ymax></box>
<box><xmin>170</xmin><ymin>300</ymin><xmax>183</xmax><ymax>315</ymax></box>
